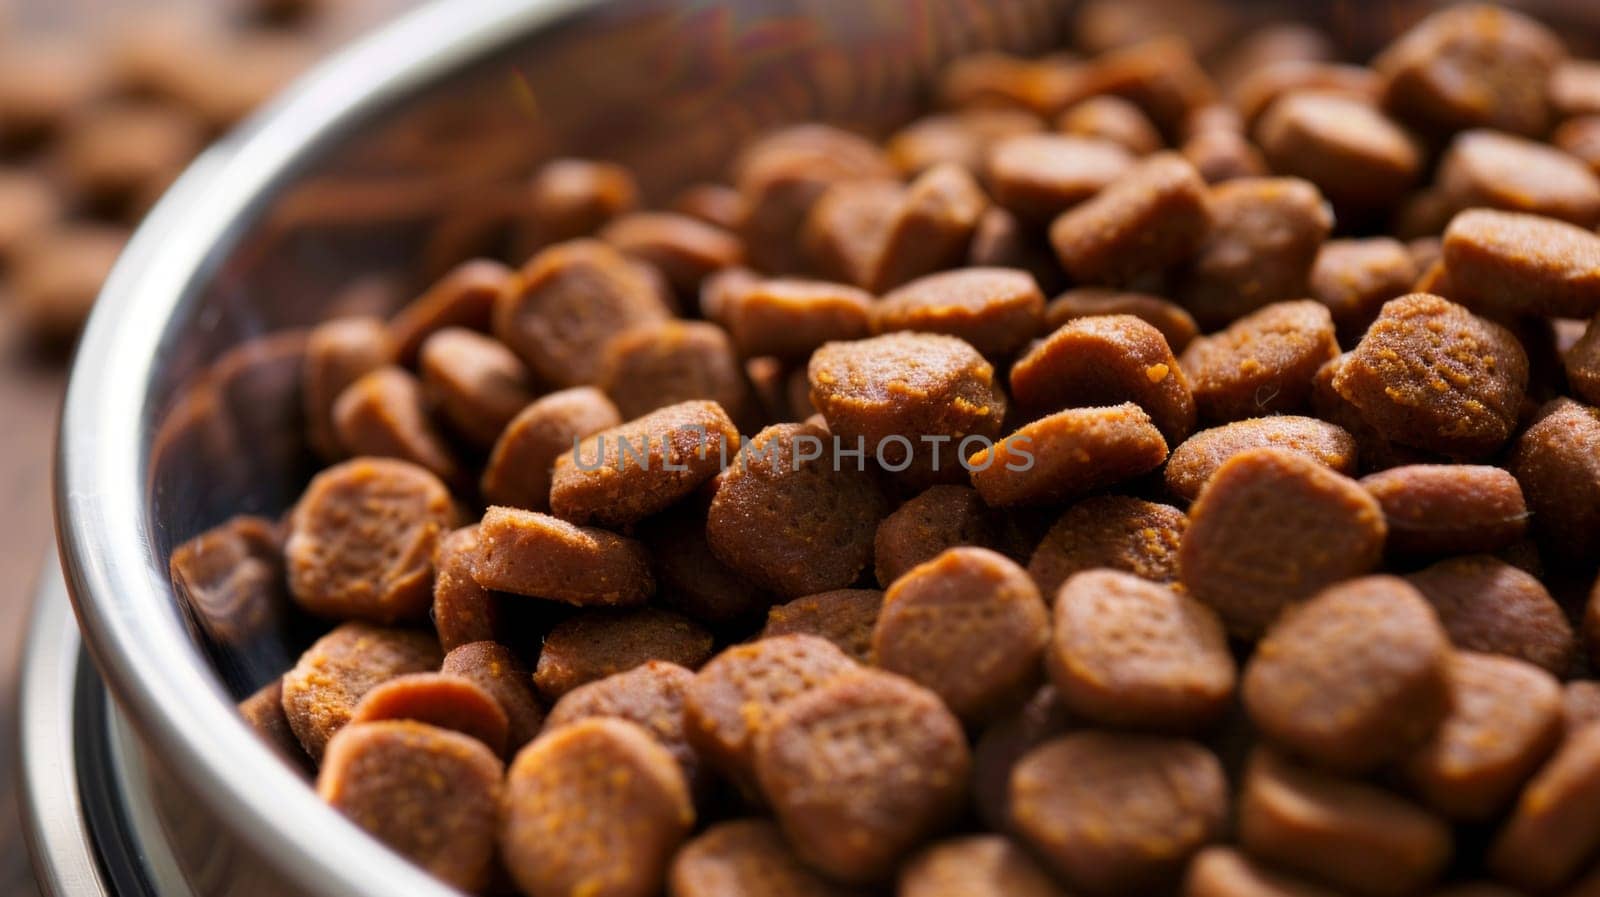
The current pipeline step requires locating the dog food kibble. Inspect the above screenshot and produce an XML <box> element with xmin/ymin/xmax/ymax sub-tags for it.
<box><xmin>1181</xmin><ymin>448</ymin><xmax>1386</xmax><ymax>638</ymax></box>
<box><xmin>1309</xmin><ymin>238</ymin><xmax>1419</xmax><ymax>342</ymax></box>
<box><xmin>970</xmin><ymin>403</ymin><xmax>1170</xmax><ymax>507</ymax></box>
<box><xmin>501</xmin><ymin>718</ymin><xmax>694</xmax><ymax>897</ymax></box>
<box><xmin>550</xmin><ymin>400</ymin><xmax>738</xmax><ymax>528</ymax></box>
<box><xmin>871</xmin><ymin>547</ymin><xmax>1048</xmax><ymax>724</ymax></box>
<box><xmin>533</xmin><ymin>608</ymin><xmax>713</xmax><ymax>701</ymax></box>
<box><xmin>872</xmin><ymin>268</ymin><xmax>1045</xmax><ymax>358</ymax></box>
<box><xmin>683</xmin><ymin>635</ymin><xmax>856</xmax><ymax>793</ymax></box>
<box><xmin>480</xmin><ymin>387</ymin><xmax>621</xmax><ymax>512</ymax></box>
<box><xmin>1489</xmin><ymin>724</ymin><xmax>1600</xmax><ymax>892</ymax></box>
<box><xmin>1051</xmin><ymin>570</ymin><xmax>1234</xmax><ymax>731</ymax></box>
<box><xmin>1180</xmin><ymin>178</ymin><xmax>1333</xmax><ymax>328</ymax></box>
<box><xmin>1238</xmin><ymin>748</ymin><xmax>1452</xmax><ymax>897</ymax></box>
<box><xmin>1333</xmin><ymin>293</ymin><xmax>1529</xmax><ymax>457</ymax></box>
<box><xmin>809</xmin><ymin>332</ymin><xmax>1007</xmax><ymax>487</ymax></box>
<box><xmin>280</xmin><ymin>622</ymin><xmax>442</xmax><ymax>761</ymax></box>
<box><xmin>473</xmin><ymin>506</ymin><xmax>653</xmax><ymax>606</ymax></box>
<box><xmin>226</xmin><ymin>8</ymin><xmax>1600</xmax><ymax>890</ymax></box>
<box><xmin>1011</xmin><ymin>314</ymin><xmax>1196</xmax><ymax>443</ymax></box>
<box><xmin>1043</xmin><ymin>287</ymin><xmax>1201</xmax><ymax>351</ymax></box>
<box><xmin>1440</xmin><ymin>209</ymin><xmax>1600</xmax><ymax>320</ymax></box>
<box><xmin>1026</xmin><ymin>495</ymin><xmax>1186</xmax><ymax>595</ymax></box>
<box><xmin>1406</xmin><ymin>555</ymin><xmax>1574</xmax><ymax>676</ymax></box>
<box><xmin>669</xmin><ymin>818</ymin><xmax>866</xmax><ymax>897</ymax></box>
<box><xmin>441</xmin><ymin>642</ymin><xmax>545</xmax><ymax>753</ymax></box>
<box><xmin>762</xmin><ymin>589</ymin><xmax>884</xmax><ymax>663</ymax></box>
<box><xmin>707</xmin><ymin>421</ymin><xmax>887</xmax><ymax>595</ymax></box>
<box><xmin>1360</xmin><ymin>465</ymin><xmax>1528</xmax><ymax>556</ymax></box>
<box><xmin>285</xmin><ymin>458</ymin><xmax>456</xmax><ymax>624</ymax></box>
<box><xmin>1244</xmin><ymin>576</ymin><xmax>1451</xmax><ymax>773</ymax></box>
<box><xmin>1401</xmin><ymin>652</ymin><xmax>1562</xmax><ymax>821</ymax></box>
<box><xmin>1050</xmin><ymin>152</ymin><xmax>1210</xmax><ymax>287</ymax></box>
<box><xmin>874</xmin><ymin>485</ymin><xmax>1015</xmax><ymax>587</ymax></box>
<box><xmin>754</xmin><ymin>669</ymin><xmax>969</xmax><ymax>882</ymax></box>
<box><xmin>900</xmin><ymin>834</ymin><xmax>1069</xmax><ymax>897</ymax></box>
<box><xmin>318</xmin><ymin>721</ymin><xmax>503</xmax><ymax>891</ymax></box>
<box><xmin>348</xmin><ymin>672</ymin><xmax>511</xmax><ymax>758</ymax></box>
<box><xmin>1010</xmin><ymin>731</ymin><xmax>1227</xmax><ymax>895</ymax></box>
<box><xmin>1180</xmin><ymin>300</ymin><xmax>1340</xmax><ymax>422</ymax></box>
<box><xmin>1509</xmin><ymin>398</ymin><xmax>1600</xmax><ymax>563</ymax></box>
<box><xmin>1166</xmin><ymin>416</ymin><xmax>1358</xmax><ymax>502</ymax></box>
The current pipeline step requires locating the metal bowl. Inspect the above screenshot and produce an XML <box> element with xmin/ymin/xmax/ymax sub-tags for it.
<box><xmin>45</xmin><ymin>0</ymin><xmax>1068</xmax><ymax>892</ymax></box>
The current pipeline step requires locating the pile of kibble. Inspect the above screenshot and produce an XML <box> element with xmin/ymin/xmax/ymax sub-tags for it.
<box><xmin>0</xmin><ymin>0</ymin><xmax>359</xmax><ymax>351</ymax></box>
<box><xmin>169</xmin><ymin>3</ymin><xmax>1600</xmax><ymax>895</ymax></box>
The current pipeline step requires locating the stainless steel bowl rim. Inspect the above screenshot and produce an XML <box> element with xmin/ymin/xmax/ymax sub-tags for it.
<box><xmin>55</xmin><ymin>1</ymin><xmax>591</xmax><ymax>894</ymax></box>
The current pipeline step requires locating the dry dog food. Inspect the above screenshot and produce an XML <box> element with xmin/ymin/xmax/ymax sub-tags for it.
<box><xmin>224</xmin><ymin>7</ymin><xmax>1600</xmax><ymax>893</ymax></box>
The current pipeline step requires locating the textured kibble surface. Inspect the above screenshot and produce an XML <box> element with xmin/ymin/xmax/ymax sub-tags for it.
<box><xmin>213</xmin><ymin>7</ymin><xmax>1600</xmax><ymax>893</ymax></box>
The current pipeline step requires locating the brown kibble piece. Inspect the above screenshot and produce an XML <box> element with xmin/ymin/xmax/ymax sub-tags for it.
<box><xmin>533</xmin><ymin>608</ymin><xmax>713</xmax><ymax>701</ymax></box>
<box><xmin>671</xmin><ymin>183</ymin><xmax>747</xmax><ymax>231</ymax></box>
<box><xmin>285</xmin><ymin>458</ymin><xmax>455</xmax><ymax>623</ymax></box>
<box><xmin>1182</xmin><ymin>126</ymin><xmax>1268</xmax><ymax>185</ymax></box>
<box><xmin>1243</xmin><ymin>576</ymin><xmax>1451</xmax><ymax>773</ymax></box>
<box><xmin>1050</xmin><ymin>569</ymin><xmax>1233</xmax><ymax>731</ymax></box>
<box><xmin>1489</xmin><ymin>724</ymin><xmax>1600</xmax><ymax>892</ymax></box>
<box><xmin>501</xmin><ymin>718</ymin><xmax>693</xmax><ymax>897</ymax></box>
<box><xmin>1360</xmin><ymin>465</ymin><xmax>1527</xmax><ymax>556</ymax></box>
<box><xmin>1564</xmin><ymin>681</ymin><xmax>1600</xmax><ymax>734</ymax></box>
<box><xmin>802</xmin><ymin>178</ymin><xmax>902</xmax><ymax>287</ymax></box>
<box><xmin>169</xmin><ymin>515</ymin><xmax>285</xmax><ymax>645</ymax></box>
<box><xmin>900</xmin><ymin>834</ymin><xmax>1069</xmax><ymax>897</ymax></box>
<box><xmin>1406</xmin><ymin>555</ymin><xmax>1574</xmax><ymax>677</ymax></box>
<box><xmin>1058</xmin><ymin>95</ymin><xmax>1162</xmax><ymax>155</ymax></box>
<box><xmin>0</xmin><ymin>169</ymin><xmax>61</xmax><ymax>265</ymax></box>
<box><xmin>550</xmin><ymin>400</ymin><xmax>738</xmax><ymax>528</ymax></box>
<box><xmin>442</xmin><ymin>641</ymin><xmax>545</xmax><ymax>753</ymax></box>
<box><xmin>303</xmin><ymin>317</ymin><xmax>394</xmax><ymax>461</ymax></box>
<box><xmin>1402</xmin><ymin>652</ymin><xmax>1561</xmax><ymax>821</ymax></box>
<box><xmin>1180</xmin><ymin>448</ymin><xmax>1386</xmax><ymax>639</ymax></box>
<box><xmin>887</xmin><ymin>109</ymin><xmax>1043</xmax><ymax>178</ymax></box>
<box><xmin>481</xmin><ymin>387</ymin><xmax>621</xmax><ymax>511</ymax></box>
<box><xmin>1180</xmin><ymin>300</ymin><xmax>1340</xmax><ymax>423</ymax></box>
<box><xmin>638</xmin><ymin>509</ymin><xmax>770</xmax><ymax>627</ymax></box>
<box><xmin>762</xmin><ymin>589</ymin><xmax>883</xmax><ymax>664</ymax></box>
<box><xmin>873</xmin><ymin>267</ymin><xmax>1045</xmax><ymax>358</ymax></box>
<box><xmin>1026</xmin><ymin>495</ymin><xmax>1186</xmax><ymax>596</ymax></box>
<box><xmin>1183</xmin><ymin>846</ymin><xmax>1345</xmax><ymax>897</ymax></box>
<box><xmin>10</xmin><ymin>224</ymin><xmax>127</xmax><ymax>349</ymax></box>
<box><xmin>600</xmin><ymin>212</ymin><xmax>743</xmax><ymax>297</ymax></box>
<box><xmin>1049</xmin><ymin>152</ymin><xmax>1210</xmax><ymax>287</ymax></box>
<box><xmin>57</xmin><ymin>100</ymin><xmax>203</xmax><ymax>220</ymax></box>
<box><xmin>1011</xmin><ymin>314</ymin><xmax>1195</xmax><ymax>442</ymax></box>
<box><xmin>1166</xmin><ymin>417</ymin><xmax>1358</xmax><ymax>503</ymax></box>
<box><xmin>473</xmin><ymin>506</ymin><xmax>653</xmax><ymax>606</ymax></box>
<box><xmin>238</xmin><ymin>678</ymin><xmax>309</xmax><ymax>769</ymax></box>
<box><xmin>724</xmin><ymin>279</ymin><xmax>873</xmax><ymax>361</ymax></box>
<box><xmin>0</xmin><ymin>41</ymin><xmax>104</xmax><ymax>146</ymax></box>
<box><xmin>1043</xmin><ymin>287</ymin><xmax>1199</xmax><ymax>351</ymax></box>
<box><xmin>987</xmin><ymin>134</ymin><xmax>1134</xmax><ymax>222</ymax></box>
<box><xmin>707</xmin><ymin>422</ymin><xmax>887</xmax><ymax>596</ymax></box>
<box><xmin>431</xmin><ymin>526</ymin><xmax>497</xmax><ymax>651</ymax></box>
<box><xmin>755</xmin><ymin>669</ymin><xmax>969</xmax><ymax>883</ymax></box>
<box><xmin>598</xmin><ymin>321</ymin><xmax>754</xmax><ymax>423</ymax></box>
<box><xmin>969</xmin><ymin>404</ymin><xmax>1169</xmax><ymax>507</ymax></box>
<box><xmin>669</xmin><ymin>818</ymin><xmax>865</xmax><ymax>897</ymax></box>
<box><xmin>1238</xmin><ymin>748</ymin><xmax>1451</xmax><ymax>897</ymax></box>
<box><xmin>494</xmin><ymin>239</ymin><xmax>671</xmax><ymax>387</ymax></box>
<box><xmin>331</xmin><ymin>367</ymin><xmax>460</xmax><ymax>484</ymax></box>
<box><xmin>524</xmin><ymin>158</ymin><xmax>639</xmax><ymax>247</ymax></box>
<box><xmin>1441</xmin><ymin>209</ymin><xmax>1600</xmax><ymax>320</ymax></box>
<box><xmin>864</xmin><ymin>163</ymin><xmax>989</xmax><ymax>293</ymax></box>
<box><xmin>546</xmin><ymin>661</ymin><xmax>703</xmax><ymax>793</ymax></box>
<box><xmin>1438</xmin><ymin>130</ymin><xmax>1600</xmax><ymax>228</ymax></box>
<box><xmin>418</xmin><ymin>327</ymin><xmax>534</xmax><ymax>447</ymax></box>
<box><xmin>1233</xmin><ymin>61</ymin><xmax>1380</xmax><ymax>128</ymax></box>
<box><xmin>1079</xmin><ymin>37</ymin><xmax>1217</xmax><ymax>135</ymax></box>
<box><xmin>1375</xmin><ymin>4</ymin><xmax>1563</xmax><ymax>138</ymax></box>
<box><xmin>1255</xmin><ymin>91</ymin><xmax>1420</xmax><ymax>214</ymax></box>
<box><xmin>872</xmin><ymin>548</ymin><xmax>1048</xmax><ymax>724</ymax></box>
<box><xmin>318</xmin><ymin>721</ymin><xmax>502</xmax><ymax>892</ymax></box>
<box><xmin>1309</xmin><ymin>238</ymin><xmax>1418</xmax><ymax>342</ymax></box>
<box><xmin>809</xmin><ymin>333</ymin><xmax>1007</xmax><ymax>488</ymax></box>
<box><xmin>683</xmin><ymin>635</ymin><xmax>856</xmax><ymax>793</ymax></box>
<box><xmin>350</xmin><ymin>672</ymin><xmax>510</xmax><ymax>757</ymax></box>
<box><xmin>1010</xmin><ymin>731</ymin><xmax>1227</xmax><ymax>896</ymax></box>
<box><xmin>1333</xmin><ymin>293</ymin><xmax>1528</xmax><ymax>457</ymax></box>
<box><xmin>389</xmin><ymin>259</ymin><xmax>507</xmax><ymax>365</ymax></box>
<box><xmin>874</xmin><ymin>485</ymin><xmax>1015</xmax><ymax>587</ymax></box>
<box><xmin>1509</xmin><ymin>398</ymin><xmax>1600</xmax><ymax>563</ymax></box>
<box><xmin>972</xmin><ymin>685</ymin><xmax>1073</xmax><ymax>832</ymax></box>
<box><xmin>1567</xmin><ymin>316</ymin><xmax>1600</xmax><ymax>406</ymax></box>
<box><xmin>281</xmin><ymin>622</ymin><xmax>441</xmax><ymax>760</ymax></box>
<box><xmin>1179</xmin><ymin>177</ymin><xmax>1333</xmax><ymax>328</ymax></box>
